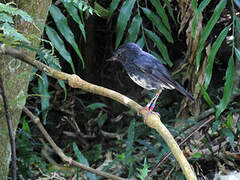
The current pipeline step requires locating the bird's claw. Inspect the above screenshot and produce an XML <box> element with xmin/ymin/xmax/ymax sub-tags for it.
<box><xmin>143</xmin><ymin>111</ymin><xmax>160</xmax><ymax>122</ymax></box>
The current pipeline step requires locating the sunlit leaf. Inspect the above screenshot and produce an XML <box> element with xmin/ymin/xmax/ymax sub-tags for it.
<box><xmin>137</xmin><ymin>158</ymin><xmax>150</xmax><ymax>180</ymax></box>
<box><xmin>115</xmin><ymin>0</ymin><xmax>137</xmax><ymax>48</ymax></box>
<box><xmin>63</xmin><ymin>2</ymin><xmax>86</xmax><ymax>42</ymax></box>
<box><xmin>2</xmin><ymin>22</ymin><xmax>30</xmax><ymax>43</ymax></box>
<box><xmin>196</xmin><ymin>0</ymin><xmax>227</xmax><ymax>71</ymax></box>
<box><xmin>192</xmin><ymin>152</ymin><xmax>202</xmax><ymax>158</ymax></box>
<box><xmin>216</xmin><ymin>55</ymin><xmax>235</xmax><ymax>119</ymax></box>
<box><xmin>45</xmin><ymin>26</ymin><xmax>76</xmax><ymax>74</ymax></box>
<box><xmin>205</xmin><ymin>25</ymin><xmax>230</xmax><ymax>89</ymax></box>
<box><xmin>150</xmin><ymin>0</ymin><xmax>171</xmax><ymax>31</ymax></box>
<box><xmin>125</xmin><ymin>14</ymin><xmax>142</xmax><ymax>43</ymax></box>
<box><xmin>142</xmin><ymin>8</ymin><xmax>173</xmax><ymax>43</ymax></box>
<box><xmin>144</xmin><ymin>28</ymin><xmax>173</xmax><ymax>66</ymax></box>
<box><xmin>50</xmin><ymin>5</ymin><xmax>85</xmax><ymax>68</ymax></box>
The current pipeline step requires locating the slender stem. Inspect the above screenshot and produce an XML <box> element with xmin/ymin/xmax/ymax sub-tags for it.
<box><xmin>0</xmin><ymin>75</ymin><xmax>17</xmax><ymax>180</ymax></box>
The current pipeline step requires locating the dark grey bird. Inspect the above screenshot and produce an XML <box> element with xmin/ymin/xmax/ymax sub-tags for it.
<box><xmin>108</xmin><ymin>42</ymin><xmax>195</xmax><ymax>112</ymax></box>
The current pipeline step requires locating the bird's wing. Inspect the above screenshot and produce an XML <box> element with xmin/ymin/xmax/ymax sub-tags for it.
<box><xmin>132</xmin><ymin>52</ymin><xmax>195</xmax><ymax>101</ymax></box>
<box><xmin>132</xmin><ymin>52</ymin><xmax>178</xmax><ymax>89</ymax></box>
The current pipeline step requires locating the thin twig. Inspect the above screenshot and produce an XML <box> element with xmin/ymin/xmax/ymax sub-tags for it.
<box><xmin>145</xmin><ymin>115</ymin><xmax>215</xmax><ymax>180</ymax></box>
<box><xmin>22</xmin><ymin>107</ymin><xmax>126</xmax><ymax>180</ymax></box>
<box><xmin>0</xmin><ymin>75</ymin><xmax>17</xmax><ymax>180</ymax></box>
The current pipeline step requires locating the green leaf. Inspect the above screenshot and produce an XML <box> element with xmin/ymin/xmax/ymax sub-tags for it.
<box><xmin>142</xmin><ymin>8</ymin><xmax>173</xmax><ymax>43</ymax></box>
<box><xmin>198</xmin><ymin>0</ymin><xmax>211</xmax><ymax>12</ymax></box>
<box><xmin>126</xmin><ymin>119</ymin><xmax>135</xmax><ymax>156</ymax></box>
<box><xmin>200</xmin><ymin>84</ymin><xmax>216</xmax><ymax>108</ymax></box>
<box><xmin>144</xmin><ymin>28</ymin><xmax>173</xmax><ymax>66</ymax></box>
<box><xmin>57</xmin><ymin>80</ymin><xmax>67</xmax><ymax>101</ymax></box>
<box><xmin>205</xmin><ymin>25</ymin><xmax>230</xmax><ymax>89</ymax></box>
<box><xmin>150</xmin><ymin>50</ymin><xmax>166</xmax><ymax>65</ymax></box>
<box><xmin>216</xmin><ymin>55</ymin><xmax>235</xmax><ymax>119</ymax></box>
<box><xmin>235</xmin><ymin>47</ymin><xmax>240</xmax><ymax>61</ymax></box>
<box><xmin>192</xmin><ymin>0</ymin><xmax>211</xmax><ymax>39</ymax></box>
<box><xmin>0</xmin><ymin>12</ymin><xmax>13</xmax><ymax>23</ymax></box>
<box><xmin>45</xmin><ymin>26</ymin><xmax>76</xmax><ymax>74</ymax></box>
<box><xmin>237</xmin><ymin>122</ymin><xmax>240</xmax><ymax>132</ymax></box>
<box><xmin>2</xmin><ymin>22</ymin><xmax>30</xmax><ymax>43</ymax></box>
<box><xmin>236</xmin><ymin>17</ymin><xmax>240</xmax><ymax>33</ymax></box>
<box><xmin>0</xmin><ymin>3</ymin><xmax>33</xmax><ymax>23</ymax></box>
<box><xmin>192</xmin><ymin>0</ymin><xmax>197</xmax><ymax>12</ymax></box>
<box><xmin>98</xmin><ymin>113</ymin><xmax>107</xmax><ymax>128</ymax></box>
<box><xmin>22</xmin><ymin>117</ymin><xmax>31</xmax><ymax>135</ymax></box>
<box><xmin>192</xmin><ymin>152</ymin><xmax>202</xmax><ymax>158</ymax></box>
<box><xmin>73</xmin><ymin>142</ymin><xmax>97</xmax><ymax>180</ymax></box>
<box><xmin>108</xmin><ymin>0</ymin><xmax>120</xmax><ymax>21</ymax></box>
<box><xmin>137</xmin><ymin>158</ymin><xmax>150</xmax><ymax>180</ymax></box>
<box><xmin>226</xmin><ymin>113</ymin><xmax>233</xmax><ymax>129</ymax></box>
<box><xmin>196</xmin><ymin>0</ymin><xmax>227</xmax><ymax>71</ymax></box>
<box><xmin>137</xmin><ymin>36</ymin><xmax>145</xmax><ymax>48</ymax></box>
<box><xmin>222</xmin><ymin>128</ymin><xmax>235</xmax><ymax>150</ymax></box>
<box><xmin>150</xmin><ymin>0</ymin><xmax>171</xmax><ymax>31</ymax></box>
<box><xmin>162</xmin><ymin>0</ymin><xmax>176</xmax><ymax>23</ymax></box>
<box><xmin>115</xmin><ymin>0</ymin><xmax>137</xmax><ymax>48</ymax></box>
<box><xmin>87</xmin><ymin>102</ymin><xmax>107</xmax><ymax>110</ymax></box>
<box><xmin>50</xmin><ymin>5</ymin><xmax>85</xmax><ymax>68</ymax></box>
<box><xmin>64</xmin><ymin>2</ymin><xmax>86</xmax><ymax>42</ymax></box>
<box><xmin>125</xmin><ymin>14</ymin><xmax>142</xmax><ymax>43</ymax></box>
<box><xmin>38</xmin><ymin>73</ymin><xmax>50</xmax><ymax>124</ymax></box>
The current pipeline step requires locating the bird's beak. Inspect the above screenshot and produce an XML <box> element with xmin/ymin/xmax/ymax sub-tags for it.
<box><xmin>106</xmin><ymin>56</ymin><xmax>118</xmax><ymax>61</ymax></box>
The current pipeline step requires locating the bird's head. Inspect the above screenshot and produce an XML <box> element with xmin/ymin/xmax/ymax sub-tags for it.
<box><xmin>107</xmin><ymin>42</ymin><xmax>141</xmax><ymax>65</ymax></box>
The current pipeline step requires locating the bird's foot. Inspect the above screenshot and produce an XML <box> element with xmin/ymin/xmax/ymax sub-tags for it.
<box><xmin>143</xmin><ymin>111</ymin><xmax>160</xmax><ymax>122</ymax></box>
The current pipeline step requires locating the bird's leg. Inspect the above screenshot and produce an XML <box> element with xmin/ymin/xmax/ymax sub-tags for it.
<box><xmin>140</xmin><ymin>90</ymin><xmax>162</xmax><ymax>121</ymax></box>
<box><xmin>137</xmin><ymin>93</ymin><xmax>157</xmax><ymax>116</ymax></box>
<box><xmin>149</xmin><ymin>90</ymin><xmax>162</xmax><ymax>112</ymax></box>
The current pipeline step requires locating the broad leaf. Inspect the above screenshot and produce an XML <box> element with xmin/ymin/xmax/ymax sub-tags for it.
<box><xmin>45</xmin><ymin>26</ymin><xmax>76</xmax><ymax>74</ymax></box>
<box><xmin>64</xmin><ymin>2</ymin><xmax>86</xmax><ymax>42</ymax></box>
<box><xmin>73</xmin><ymin>142</ymin><xmax>97</xmax><ymax>180</ymax></box>
<box><xmin>205</xmin><ymin>25</ymin><xmax>230</xmax><ymax>89</ymax></box>
<box><xmin>125</xmin><ymin>14</ymin><xmax>142</xmax><ymax>43</ymax></box>
<box><xmin>144</xmin><ymin>28</ymin><xmax>173</xmax><ymax>66</ymax></box>
<box><xmin>196</xmin><ymin>0</ymin><xmax>227</xmax><ymax>71</ymax></box>
<box><xmin>216</xmin><ymin>55</ymin><xmax>235</xmax><ymax>119</ymax></box>
<box><xmin>150</xmin><ymin>0</ymin><xmax>171</xmax><ymax>31</ymax></box>
<box><xmin>50</xmin><ymin>5</ymin><xmax>85</xmax><ymax>68</ymax></box>
<box><xmin>142</xmin><ymin>8</ymin><xmax>173</xmax><ymax>43</ymax></box>
<box><xmin>115</xmin><ymin>0</ymin><xmax>137</xmax><ymax>48</ymax></box>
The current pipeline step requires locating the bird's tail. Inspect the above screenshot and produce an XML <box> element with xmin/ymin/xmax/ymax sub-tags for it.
<box><xmin>174</xmin><ymin>82</ymin><xmax>195</xmax><ymax>102</ymax></box>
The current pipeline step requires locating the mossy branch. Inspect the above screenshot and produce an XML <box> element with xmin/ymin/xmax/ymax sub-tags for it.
<box><xmin>0</xmin><ymin>44</ymin><xmax>196</xmax><ymax>180</ymax></box>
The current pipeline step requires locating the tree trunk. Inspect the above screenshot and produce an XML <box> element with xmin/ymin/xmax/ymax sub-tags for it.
<box><xmin>0</xmin><ymin>0</ymin><xmax>52</xmax><ymax>178</ymax></box>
